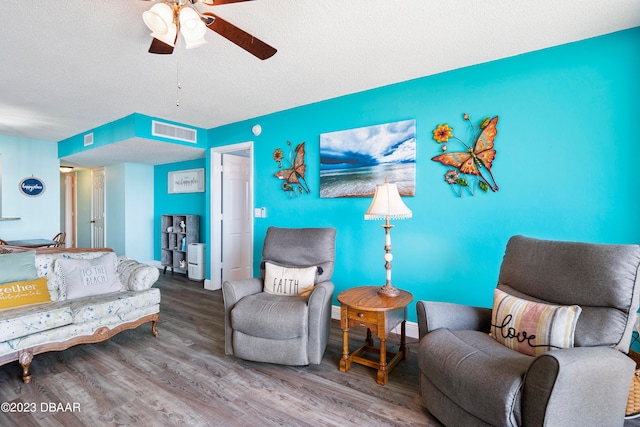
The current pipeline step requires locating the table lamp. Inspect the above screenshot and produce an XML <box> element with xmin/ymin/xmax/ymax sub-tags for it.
<box><xmin>364</xmin><ymin>178</ymin><xmax>412</xmax><ymax>297</ymax></box>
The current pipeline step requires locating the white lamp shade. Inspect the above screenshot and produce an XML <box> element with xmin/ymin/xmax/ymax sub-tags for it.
<box><xmin>179</xmin><ymin>7</ymin><xmax>208</xmax><ymax>49</ymax></box>
<box><xmin>364</xmin><ymin>181</ymin><xmax>412</xmax><ymax>220</ymax></box>
<box><xmin>143</xmin><ymin>3</ymin><xmax>174</xmax><ymax>34</ymax></box>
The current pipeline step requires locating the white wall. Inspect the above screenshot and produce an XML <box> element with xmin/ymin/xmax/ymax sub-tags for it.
<box><xmin>0</xmin><ymin>136</ymin><xmax>60</xmax><ymax>240</ymax></box>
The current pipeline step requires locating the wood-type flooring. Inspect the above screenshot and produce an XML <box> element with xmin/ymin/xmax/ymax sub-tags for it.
<box><xmin>1</xmin><ymin>272</ymin><xmax>638</xmax><ymax>426</ymax></box>
<box><xmin>0</xmin><ymin>272</ymin><xmax>436</xmax><ymax>427</ymax></box>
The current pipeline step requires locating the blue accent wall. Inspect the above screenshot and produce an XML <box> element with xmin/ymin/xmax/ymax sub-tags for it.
<box><xmin>203</xmin><ymin>27</ymin><xmax>640</xmax><ymax>322</ymax></box>
<box><xmin>153</xmin><ymin>159</ymin><xmax>207</xmax><ymax>263</ymax></box>
<box><xmin>58</xmin><ymin>115</ymin><xmax>136</xmax><ymax>157</ymax></box>
<box><xmin>58</xmin><ymin>113</ymin><xmax>207</xmax><ymax>157</ymax></box>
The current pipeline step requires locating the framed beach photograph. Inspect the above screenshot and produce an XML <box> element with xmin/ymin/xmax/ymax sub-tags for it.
<box><xmin>320</xmin><ymin>119</ymin><xmax>416</xmax><ymax>198</ymax></box>
<box><xmin>168</xmin><ymin>168</ymin><xmax>205</xmax><ymax>194</ymax></box>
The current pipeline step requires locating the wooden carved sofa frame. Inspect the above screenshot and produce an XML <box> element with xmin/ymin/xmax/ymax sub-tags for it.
<box><xmin>0</xmin><ymin>246</ymin><xmax>159</xmax><ymax>383</ymax></box>
<box><xmin>1</xmin><ymin>314</ymin><xmax>159</xmax><ymax>383</ymax></box>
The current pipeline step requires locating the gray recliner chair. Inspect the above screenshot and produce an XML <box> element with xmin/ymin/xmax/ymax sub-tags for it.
<box><xmin>222</xmin><ymin>226</ymin><xmax>336</xmax><ymax>365</ymax></box>
<box><xmin>417</xmin><ymin>235</ymin><xmax>640</xmax><ymax>427</ymax></box>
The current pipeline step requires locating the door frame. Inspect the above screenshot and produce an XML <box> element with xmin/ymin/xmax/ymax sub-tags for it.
<box><xmin>63</xmin><ymin>172</ymin><xmax>77</xmax><ymax>248</ymax></box>
<box><xmin>207</xmin><ymin>141</ymin><xmax>254</xmax><ymax>290</ymax></box>
<box><xmin>90</xmin><ymin>168</ymin><xmax>106</xmax><ymax>248</ymax></box>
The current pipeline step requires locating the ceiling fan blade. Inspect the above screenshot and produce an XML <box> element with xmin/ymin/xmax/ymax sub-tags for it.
<box><xmin>148</xmin><ymin>38</ymin><xmax>175</xmax><ymax>55</ymax></box>
<box><xmin>202</xmin><ymin>12</ymin><xmax>276</xmax><ymax>60</ymax></box>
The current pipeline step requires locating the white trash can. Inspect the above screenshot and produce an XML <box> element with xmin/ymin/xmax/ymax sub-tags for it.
<box><xmin>187</xmin><ymin>243</ymin><xmax>205</xmax><ymax>281</ymax></box>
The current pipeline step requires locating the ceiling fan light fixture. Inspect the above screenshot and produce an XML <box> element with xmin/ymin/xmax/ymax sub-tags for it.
<box><xmin>151</xmin><ymin>22</ymin><xmax>177</xmax><ymax>47</ymax></box>
<box><xmin>179</xmin><ymin>7</ymin><xmax>208</xmax><ymax>49</ymax></box>
<box><xmin>143</xmin><ymin>3</ymin><xmax>174</xmax><ymax>34</ymax></box>
<box><xmin>143</xmin><ymin>0</ymin><xmax>277</xmax><ymax>59</ymax></box>
<box><xmin>183</xmin><ymin>36</ymin><xmax>208</xmax><ymax>50</ymax></box>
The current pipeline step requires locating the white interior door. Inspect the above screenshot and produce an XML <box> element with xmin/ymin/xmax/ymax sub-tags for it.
<box><xmin>91</xmin><ymin>168</ymin><xmax>105</xmax><ymax>248</ymax></box>
<box><xmin>221</xmin><ymin>153</ymin><xmax>251</xmax><ymax>281</ymax></box>
<box><xmin>208</xmin><ymin>142</ymin><xmax>253</xmax><ymax>290</ymax></box>
<box><xmin>64</xmin><ymin>173</ymin><xmax>76</xmax><ymax>248</ymax></box>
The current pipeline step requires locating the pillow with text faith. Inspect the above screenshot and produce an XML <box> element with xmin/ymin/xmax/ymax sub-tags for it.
<box><xmin>263</xmin><ymin>262</ymin><xmax>316</xmax><ymax>296</ymax></box>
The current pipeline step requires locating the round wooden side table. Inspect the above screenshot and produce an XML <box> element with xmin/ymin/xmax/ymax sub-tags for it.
<box><xmin>338</xmin><ymin>286</ymin><xmax>413</xmax><ymax>385</ymax></box>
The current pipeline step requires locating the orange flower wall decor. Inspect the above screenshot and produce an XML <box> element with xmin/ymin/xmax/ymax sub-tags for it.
<box><xmin>431</xmin><ymin>113</ymin><xmax>500</xmax><ymax>197</ymax></box>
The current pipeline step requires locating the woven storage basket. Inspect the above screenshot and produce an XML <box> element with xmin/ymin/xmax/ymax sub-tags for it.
<box><xmin>627</xmin><ymin>370</ymin><xmax>640</xmax><ymax>419</ymax></box>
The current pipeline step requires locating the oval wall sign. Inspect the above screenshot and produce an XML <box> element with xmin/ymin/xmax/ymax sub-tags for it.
<box><xmin>19</xmin><ymin>177</ymin><xmax>45</xmax><ymax>197</ymax></box>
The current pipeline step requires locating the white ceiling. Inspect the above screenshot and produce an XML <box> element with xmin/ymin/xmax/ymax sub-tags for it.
<box><xmin>60</xmin><ymin>137</ymin><xmax>206</xmax><ymax>168</ymax></box>
<box><xmin>1</xmin><ymin>0</ymin><xmax>639</xmax><ymax>166</ymax></box>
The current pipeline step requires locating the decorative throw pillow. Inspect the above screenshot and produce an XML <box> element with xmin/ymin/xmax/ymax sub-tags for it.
<box><xmin>0</xmin><ymin>250</ymin><xmax>38</xmax><ymax>284</ymax></box>
<box><xmin>62</xmin><ymin>251</ymin><xmax>111</xmax><ymax>260</ymax></box>
<box><xmin>0</xmin><ymin>277</ymin><xmax>50</xmax><ymax>309</ymax></box>
<box><xmin>263</xmin><ymin>262</ymin><xmax>317</xmax><ymax>296</ymax></box>
<box><xmin>55</xmin><ymin>252</ymin><xmax>123</xmax><ymax>300</ymax></box>
<box><xmin>490</xmin><ymin>289</ymin><xmax>582</xmax><ymax>357</ymax></box>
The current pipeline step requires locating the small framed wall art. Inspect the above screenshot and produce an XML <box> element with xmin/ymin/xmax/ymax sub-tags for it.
<box><xmin>168</xmin><ymin>168</ymin><xmax>205</xmax><ymax>194</ymax></box>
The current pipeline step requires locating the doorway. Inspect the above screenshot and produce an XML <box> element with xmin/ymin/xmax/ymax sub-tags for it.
<box><xmin>208</xmin><ymin>142</ymin><xmax>253</xmax><ymax>290</ymax></box>
<box><xmin>63</xmin><ymin>173</ymin><xmax>77</xmax><ymax>248</ymax></box>
<box><xmin>91</xmin><ymin>168</ymin><xmax>106</xmax><ymax>248</ymax></box>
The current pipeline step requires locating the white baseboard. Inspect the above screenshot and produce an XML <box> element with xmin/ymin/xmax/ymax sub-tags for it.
<box><xmin>331</xmin><ymin>305</ymin><xmax>419</xmax><ymax>340</ymax></box>
<box><xmin>155</xmin><ymin>273</ymin><xmax>418</xmax><ymax>337</ymax></box>
<box><xmin>204</xmin><ymin>279</ymin><xmax>220</xmax><ymax>290</ymax></box>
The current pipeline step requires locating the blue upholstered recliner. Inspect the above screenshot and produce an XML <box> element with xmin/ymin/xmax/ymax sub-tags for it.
<box><xmin>417</xmin><ymin>235</ymin><xmax>640</xmax><ymax>427</ymax></box>
<box><xmin>222</xmin><ymin>227</ymin><xmax>336</xmax><ymax>365</ymax></box>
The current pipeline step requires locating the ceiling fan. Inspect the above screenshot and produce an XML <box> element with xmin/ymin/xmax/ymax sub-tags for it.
<box><xmin>142</xmin><ymin>0</ymin><xmax>277</xmax><ymax>60</ymax></box>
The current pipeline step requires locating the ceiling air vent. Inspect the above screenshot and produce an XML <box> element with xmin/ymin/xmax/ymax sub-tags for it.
<box><xmin>152</xmin><ymin>120</ymin><xmax>197</xmax><ymax>143</ymax></box>
<box><xmin>84</xmin><ymin>133</ymin><xmax>94</xmax><ymax>146</ymax></box>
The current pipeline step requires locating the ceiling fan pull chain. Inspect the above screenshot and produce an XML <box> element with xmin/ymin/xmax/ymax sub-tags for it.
<box><xmin>176</xmin><ymin>60</ymin><xmax>182</xmax><ymax>107</ymax></box>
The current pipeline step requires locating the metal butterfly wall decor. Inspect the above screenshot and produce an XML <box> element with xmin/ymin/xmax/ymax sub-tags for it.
<box><xmin>431</xmin><ymin>113</ymin><xmax>500</xmax><ymax>197</ymax></box>
<box><xmin>273</xmin><ymin>141</ymin><xmax>310</xmax><ymax>197</ymax></box>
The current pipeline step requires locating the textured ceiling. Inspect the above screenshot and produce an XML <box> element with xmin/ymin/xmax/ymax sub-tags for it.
<box><xmin>60</xmin><ymin>138</ymin><xmax>206</xmax><ymax>168</ymax></box>
<box><xmin>1</xmin><ymin>0</ymin><xmax>639</xmax><ymax>166</ymax></box>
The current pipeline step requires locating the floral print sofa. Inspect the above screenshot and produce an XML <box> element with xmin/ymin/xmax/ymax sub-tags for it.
<box><xmin>0</xmin><ymin>247</ymin><xmax>160</xmax><ymax>383</ymax></box>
